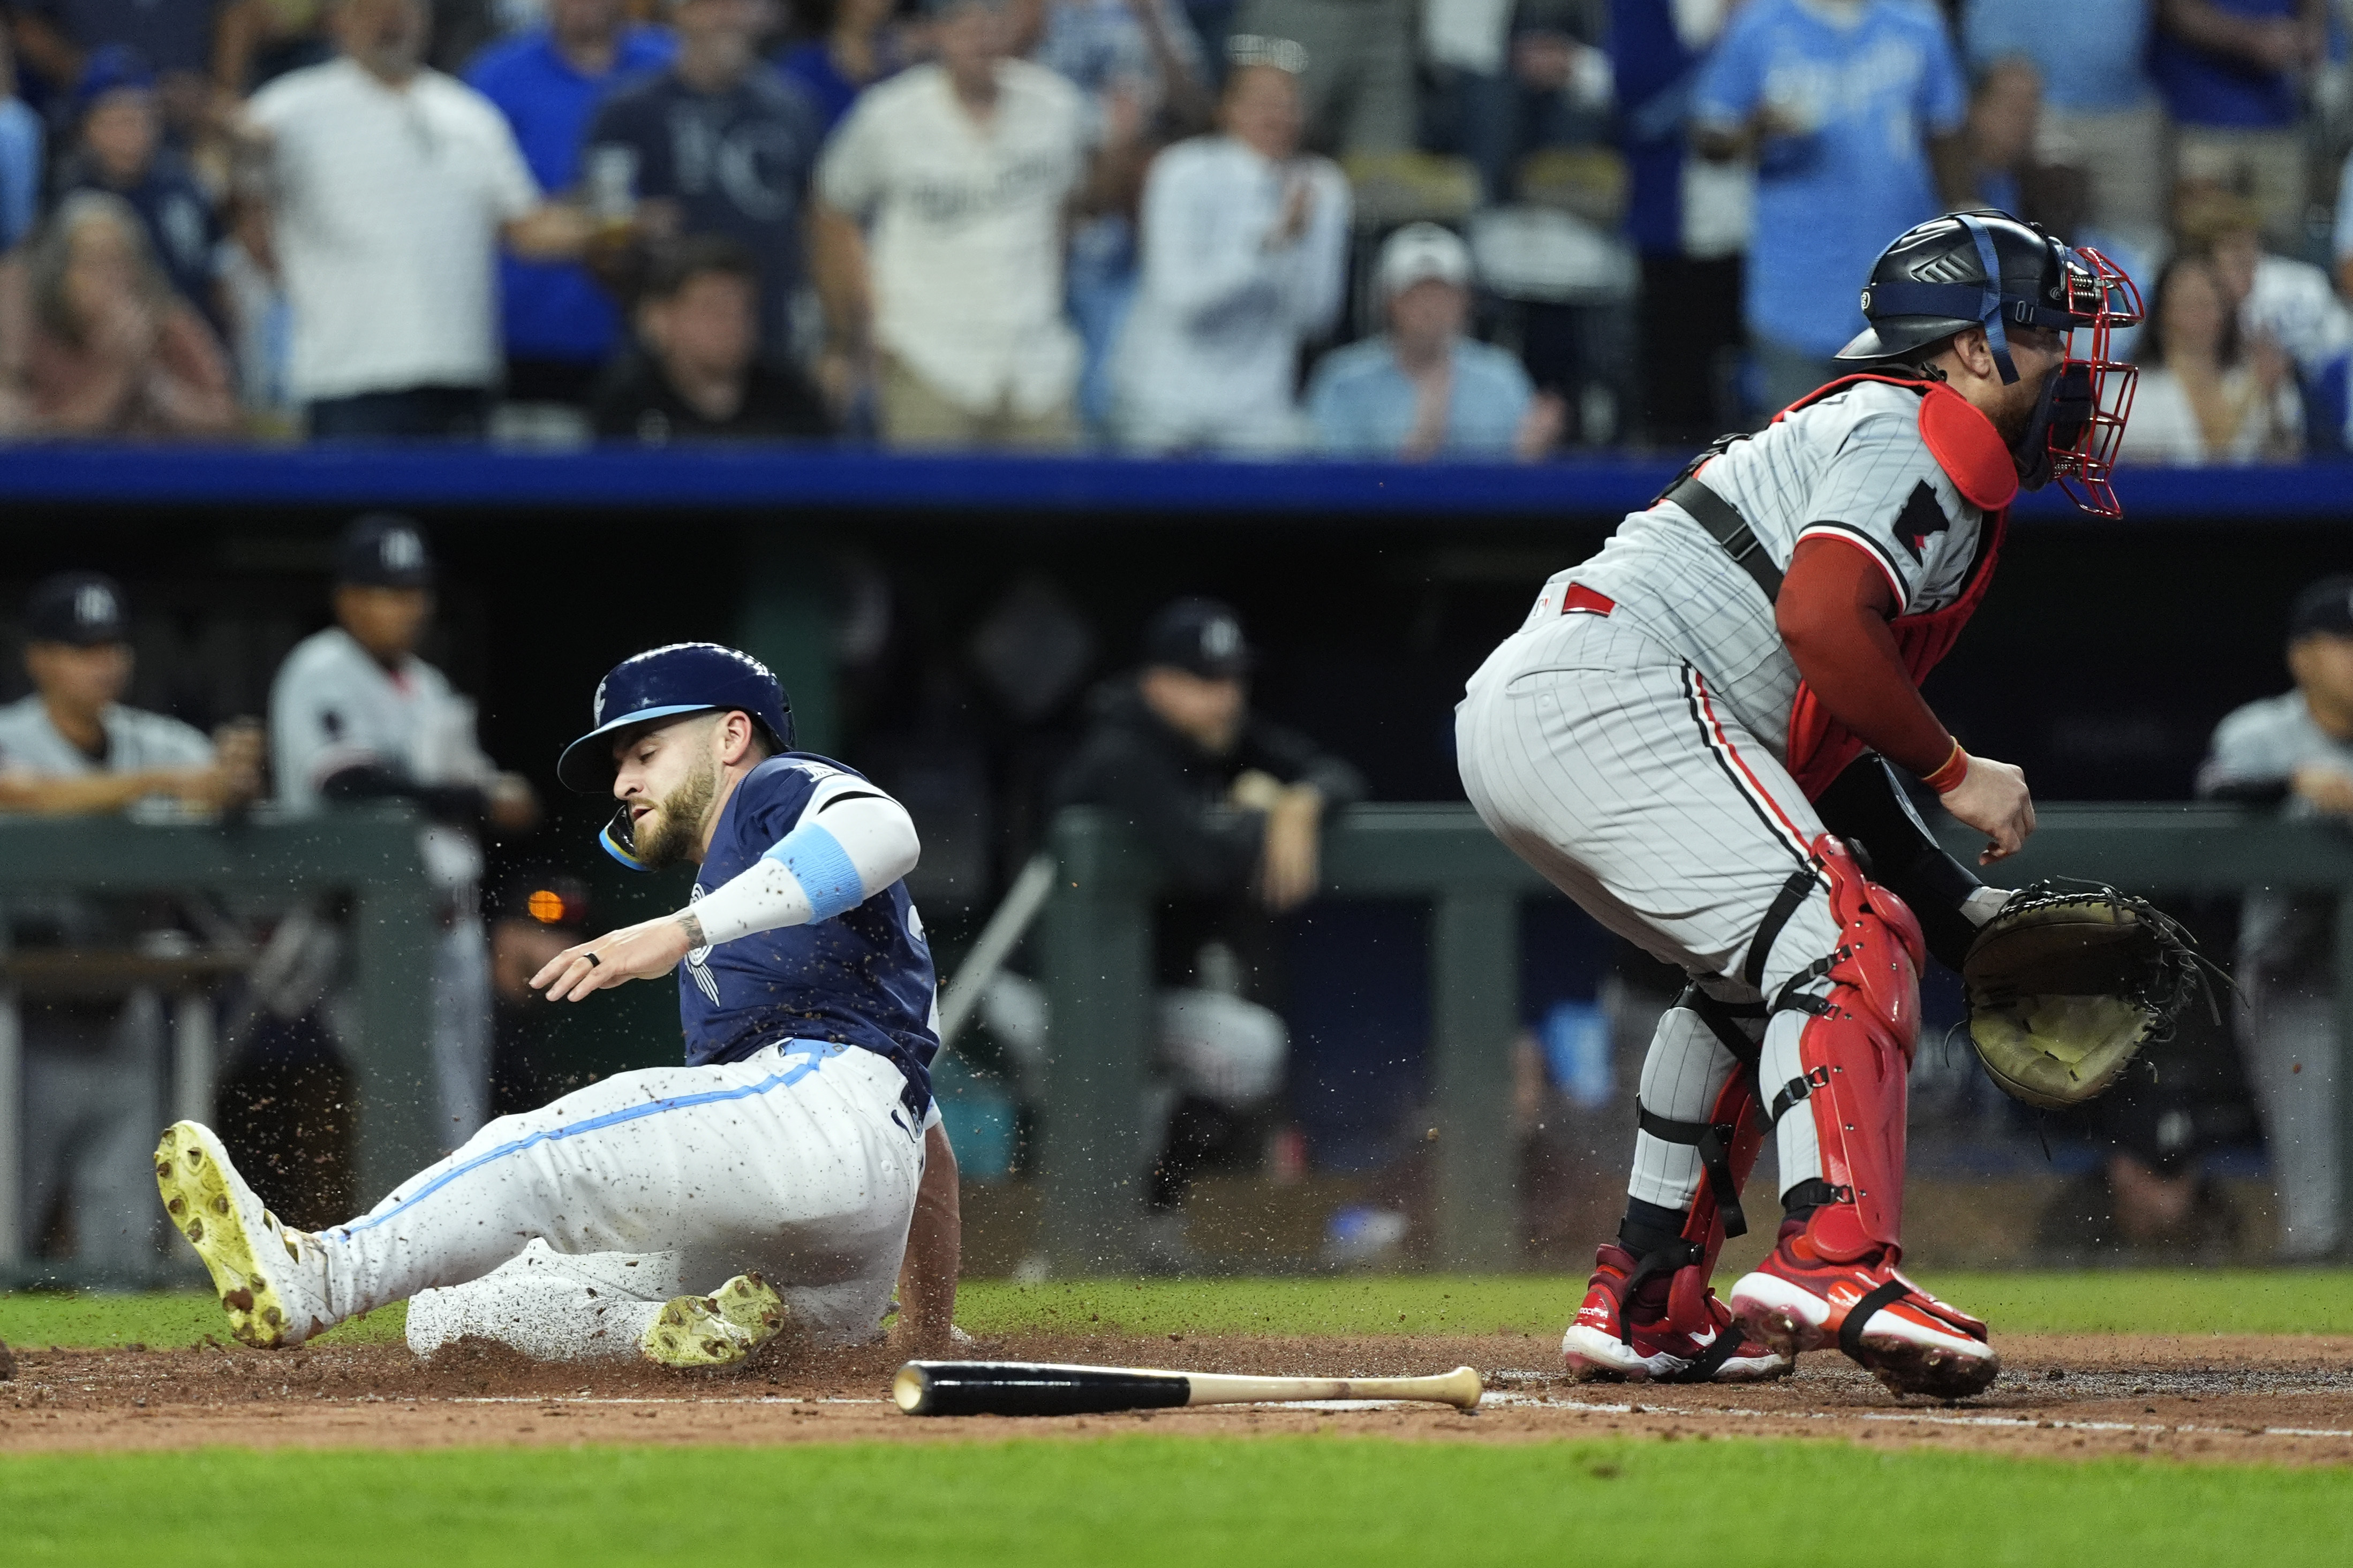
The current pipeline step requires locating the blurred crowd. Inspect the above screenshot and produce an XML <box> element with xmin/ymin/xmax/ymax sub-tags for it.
<box><xmin>0</xmin><ymin>0</ymin><xmax>2344</xmax><ymax>459</ymax></box>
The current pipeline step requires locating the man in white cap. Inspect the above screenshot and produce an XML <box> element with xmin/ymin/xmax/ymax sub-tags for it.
<box><xmin>1306</xmin><ymin>221</ymin><xmax>1563</xmax><ymax>459</ymax></box>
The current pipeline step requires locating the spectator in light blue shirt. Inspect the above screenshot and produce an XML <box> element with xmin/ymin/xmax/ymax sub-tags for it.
<box><xmin>1963</xmin><ymin>0</ymin><xmax>2162</xmax><ymax>245</ymax></box>
<box><xmin>1306</xmin><ymin>223</ymin><xmax>1562</xmax><ymax>459</ymax></box>
<box><xmin>1691</xmin><ymin>0</ymin><xmax>1967</xmax><ymax>415</ymax></box>
<box><xmin>467</xmin><ymin>0</ymin><xmax>676</xmax><ymax>405</ymax></box>
<box><xmin>0</xmin><ymin>20</ymin><xmax>44</xmax><ymax>252</ymax></box>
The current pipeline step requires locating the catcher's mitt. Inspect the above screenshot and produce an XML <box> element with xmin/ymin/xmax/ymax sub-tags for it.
<box><xmin>1962</xmin><ymin>881</ymin><xmax>2213</xmax><ymax>1111</ymax></box>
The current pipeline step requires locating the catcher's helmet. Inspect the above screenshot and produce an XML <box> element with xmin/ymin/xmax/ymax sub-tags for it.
<box><xmin>557</xmin><ymin>641</ymin><xmax>793</xmax><ymax>792</ymax></box>
<box><xmin>1838</xmin><ymin>209</ymin><xmax>2143</xmax><ymax>517</ymax></box>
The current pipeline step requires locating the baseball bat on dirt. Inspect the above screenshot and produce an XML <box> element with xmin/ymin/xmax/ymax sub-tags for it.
<box><xmin>892</xmin><ymin>1360</ymin><xmax>1483</xmax><ymax>1416</ymax></box>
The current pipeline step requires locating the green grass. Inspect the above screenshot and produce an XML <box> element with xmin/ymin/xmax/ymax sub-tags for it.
<box><xmin>0</xmin><ymin>1291</ymin><xmax>407</xmax><ymax>1351</ymax></box>
<box><xmin>953</xmin><ymin>1270</ymin><xmax>2353</xmax><ymax>1340</ymax></box>
<box><xmin>5</xmin><ymin>1437</ymin><xmax>2348</xmax><ymax>1567</ymax></box>
<box><xmin>9</xmin><ymin>1269</ymin><xmax>2353</xmax><ymax>1351</ymax></box>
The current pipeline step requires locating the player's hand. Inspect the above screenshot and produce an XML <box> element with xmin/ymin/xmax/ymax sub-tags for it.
<box><xmin>1937</xmin><ymin>752</ymin><xmax>2035</xmax><ymax>865</ymax></box>
<box><xmin>2291</xmin><ymin>761</ymin><xmax>2353</xmax><ymax>817</ymax></box>
<box><xmin>1258</xmin><ymin>785</ymin><xmax>1325</xmax><ymax>912</ymax></box>
<box><xmin>486</xmin><ymin>771</ymin><xmax>540</xmax><ymax>833</ymax></box>
<box><xmin>531</xmin><ymin>914</ymin><xmax>694</xmax><ymax>1003</ymax></box>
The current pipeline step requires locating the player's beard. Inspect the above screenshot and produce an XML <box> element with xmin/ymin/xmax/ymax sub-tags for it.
<box><xmin>631</xmin><ymin>753</ymin><xmax>719</xmax><ymax>869</ymax></box>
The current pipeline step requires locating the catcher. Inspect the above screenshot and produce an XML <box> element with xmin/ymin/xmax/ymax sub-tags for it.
<box><xmin>1458</xmin><ymin>211</ymin><xmax>2196</xmax><ymax>1398</ymax></box>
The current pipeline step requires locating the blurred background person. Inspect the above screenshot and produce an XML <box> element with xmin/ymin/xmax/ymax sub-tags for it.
<box><xmin>1306</xmin><ymin>221</ymin><xmax>1561</xmax><ymax>459</ymax></box>
<box><xmin>1051</xmin><ymin>596</ymin><xmax>1364</xmax><ymax>1270</ymax></box>
<box><xmin>0</xmin><ymin>20</ymin><xmax>44</xmax><ymax>253</ymax></box>
<box><xmin>813</xmin><ymin>0</ymin><xmax>1091</xmax><ymax>448</ymax></box>
<box><xmin>591</xmin><ymin>233</ymin><xmax>833</xmax><ymax>441</ymax></box>
<box><xmin>0</xmin><ymin>191</ymin><xmax>238</xmax><ymax>437</ymax></box>
<box><xmin>55</xmin><ymin>47</ymin><xmax>229</xmax><ymax>338</ymax></box>
<box><xmin>778</xmin><ymin>0</ymin><xmax>908</xmax><ymax>135</ymax></box>
<box><xmin>238</xmin><ymin>0</ymin><xmax>591</xmax><ymax>439</ymax></box>
<box><xmin>1691</xmin><ymin>0</ymin><xmax>1969</xmax><ymax>413</ymax></box>
<box><xmin>2198</xmin><ymin>574</ymin><xmax>2353</xmax><ymax>1259</ymax></box>
<box><xmin>1958</xmin><ymin>55</ymin><xmax>2040</xmax><ymax>213</ymax></box>
<box><xmin>467</xmin><ymin>0</ymin><xmax>676</xmax><ymax>409</ymax></box>
<box><xmin>0</xmin><ymin>571</ymin><xmax>260</xmax><ymax>1284</ymax></box>
<box><xmin>1426</xmin><ymin>0</ymin><xmax>1613</xmax><ymax>207</ymax></box>
<box><xmin>269</xmin><ymin>515</ymin><xmax>539</xmax><ymax>1145</ymax></box>
<box><xmin>585</xmin><ymin>0</ymin><xmax>824</xmax><ymax>372</ymax></box>
<box><xmin>2120</xmin><ymin>252</ymin><xmax>2303</xmax><ymax>465</ymax></box>
<box><xmin>1111</xmin><ymin>52</ymin><xmax>1346</xmax><ymax>453</ymax></box>
<box><xmin>2183</xmin><ymin>185</ymin><xmax>2353</xmax><ymax>458</ymax></box>
<box><xmin>2153</xmin><ymin>0</ymin><xmax>2324</xmax><ymax>251</ymax></box>
<box><xmin>1963</xmin><ymin>0</ymin><xmax>2163</xmax><ymax>248</ymax></box>
<box><xmin>1030</xmin><ymin>0</ymin><xmax>1211</xmax><ymax>439</ymax></box>
<box><xmin>213</xmin><ymin>0</ymin><xmax>335</xmax><ymax>94</ymax></box>
<box><xmin>1611</xmin><ymin>0</ymin><xmax>1748</xmax><ymax>447</ymax></box>
<box><xmin>7</xmin><ymin>0</ymin><xmax>231</xmax><ymax>146</ymax></box>
<box><xmin>1226</xmin><ymin>0</ymin><xmax>1410</xmax><ymax>156</ymax></box>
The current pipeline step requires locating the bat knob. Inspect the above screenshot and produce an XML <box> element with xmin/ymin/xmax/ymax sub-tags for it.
<box><xmin>892</xmin><ymin>1363</ymin><xmax>934</xmax><ymax>1414</ymax></box>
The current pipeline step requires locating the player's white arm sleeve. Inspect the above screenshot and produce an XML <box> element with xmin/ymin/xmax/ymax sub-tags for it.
<box><xmin>684</xmin><ymin>784</ymin><xmax>921</xmax><ymax>946</ymax></box>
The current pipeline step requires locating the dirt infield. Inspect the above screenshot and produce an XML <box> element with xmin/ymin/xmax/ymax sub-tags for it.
<box><xmin>5</xmin><ymin>1329</ymin><xmax>2350</xmax><ymax>1466</ymax></box>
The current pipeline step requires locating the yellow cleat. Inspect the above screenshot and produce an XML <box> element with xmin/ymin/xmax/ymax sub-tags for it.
<box><xmin>639</xmin><ymin>1272</ymin><xmax>788</xmax><ymax>1369</ymax></box>
<box><xmin>154</xmin><ymin>1120</ymin><xmax>325</xmax><ymax>1349</ymax></box>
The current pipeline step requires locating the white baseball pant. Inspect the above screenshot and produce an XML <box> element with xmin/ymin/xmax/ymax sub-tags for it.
<box><xmin>289</xmin><ymin>1040</ymin><xmax>927</xmax><ymax>1358</ymax></box>
<box><xmin>1456</xmin><ymin>611</ymin><xmax>1850</xmax><ymax>1211</ymax></box>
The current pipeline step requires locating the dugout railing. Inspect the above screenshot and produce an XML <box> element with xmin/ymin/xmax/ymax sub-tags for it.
<box><xmin>1033</xmin><ymin>802</ymin><xmax>2353</xmax><ymax>1276</ymax></box>
<box><xmin>0</xmin><ymin>806</ymin><xmax>439</xmax><ymax>1284</ymax></box>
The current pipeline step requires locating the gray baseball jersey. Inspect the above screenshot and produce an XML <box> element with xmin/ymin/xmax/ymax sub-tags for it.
<box><xmin>270</xmin><ymin>627</ymin><xmax>494</xmax><ymax>891</ymax></box>
<box><xmin>0</xmin><ymin>694</ymin><xmax>213</xmax><ymax>779</ymax></box>
<box><xmin>1542</xmin><ymin>380</ymin><xmax>1992</xmax><ymax>761</ymax></box>
<box><xmin>2198</xmin><ymin>690</ymin><xmax>2353</xmax><ymax>982</ymax></box>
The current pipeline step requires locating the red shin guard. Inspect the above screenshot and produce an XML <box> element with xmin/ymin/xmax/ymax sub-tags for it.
<box><xmin>1773</xmin><ymin>836</ymin><xmax>1925</xmax><ymax>1263</ymax></box>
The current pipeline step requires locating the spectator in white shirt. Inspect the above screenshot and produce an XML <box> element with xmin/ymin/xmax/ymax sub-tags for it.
<box><xmin>237</xmin><ymin>0</ymin><xmax>594</xmax><ymax>438</ymax></box>
<box><xmin>1111</xmin><ymin>57</ymin><xmax>1348</xmax><ymax>453</ymax></box>
<box><xmin>2120</xmin><ymin>252</ymin><xmax>2301</xmax><ymax>465</ymax></box>
<box><xmin>812</xmin><ymin>0</ymin><xmax>1092</xmax><ymax>449</ymax></box>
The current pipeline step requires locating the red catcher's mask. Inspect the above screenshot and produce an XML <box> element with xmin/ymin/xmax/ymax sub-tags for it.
<box><xmin>2042</xmin><ymin>246</ymin><xmax>2142</xmax><ymax>518</ymax></box>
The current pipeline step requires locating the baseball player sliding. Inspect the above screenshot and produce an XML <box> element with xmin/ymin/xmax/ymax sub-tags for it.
<box><xmin>159</xmin><ymin>644</ymin><xmax>960</xmax><ymax>1366</ymax></box>
<box><xmin>1458</xmin><ymin>211</ymin><xmax>2140</xmax><ymax>1396</ymax></box>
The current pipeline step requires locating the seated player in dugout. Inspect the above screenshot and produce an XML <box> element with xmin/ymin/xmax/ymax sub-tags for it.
<box><xmin>1457</xmin><ymin>211</ymin><xmax>2140</xmax><ymax>1395</ymax></box>
<box><xmin>159</xmin><ymin>643</ymin><xmax>961</xmax><ymax>1366</ymax></box>
<box><xmin>1053</xmin><ymin>597</ymin><xmax>1366</xmax><ymax>1269</ymax></box>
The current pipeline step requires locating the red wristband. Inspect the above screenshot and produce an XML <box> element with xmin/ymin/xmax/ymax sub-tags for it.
<box><xmin>1922</xmin><ymin>741</ymin><xmax>1969</xmax><ymax>794</ymax></box>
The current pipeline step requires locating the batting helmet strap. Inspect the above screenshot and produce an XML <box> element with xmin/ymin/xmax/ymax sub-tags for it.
<box><xmin>556</xmin><ymin>641</ymin><xmax>794</xmax><ymax>793</ymax></box>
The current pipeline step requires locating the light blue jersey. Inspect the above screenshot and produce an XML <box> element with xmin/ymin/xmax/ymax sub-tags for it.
<box><xmin>1694</xmin><ymin>0</ymin><xmax>1966</xmax><ymax>357</ymax></box>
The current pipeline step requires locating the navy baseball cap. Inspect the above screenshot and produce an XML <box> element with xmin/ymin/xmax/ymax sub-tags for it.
<box><xmin>2288</xmin><ymin>574</ymin><xmax>2353</xmax><ymax>641</ymax></box>
<box><xmin>25</xmin><ymin>571</ymin><xmax>129</xmax><ymax>646</ymax></box>
<box><xmin>336</xmin><ymin>513</ymin><xmax>434</xmax><ymax>588</ymax></box>
<box><xmin>74</xmin><ymin>45</ymin><xmax>155</xmax><ymax>119</ymax></box>
<box><xmin>1143</xmin><ymin>597</ymin><xmax>1253</xmax><ymax>680</ymax></box>
<box><xmin>557</xmin><ymin>641</ymin><xmax>794</xmax><ymax>791</ymax></box>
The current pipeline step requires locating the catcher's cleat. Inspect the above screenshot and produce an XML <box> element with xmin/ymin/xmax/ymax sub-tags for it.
<box><xmin>1730</xmin><ymin>1223</ymin><xmax>1997</xmax><ymax>1399</ymax></box>
<box><xmin>1559</xmin><ymin>1244</ymin><xmax>1791</xmax><ymax>1384</ymax></box>
<box><xmin>640</xmin><ymin>1272</ymin><xmax>788</xmax><ymax>1369</ymax></box>
<box><xmin>155</xmin><ymin>1120</ymin><xmax>328</xmax><ymax>1349</ymax></box>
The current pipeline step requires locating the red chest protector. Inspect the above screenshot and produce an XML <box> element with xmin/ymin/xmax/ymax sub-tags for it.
<box><xmin>1761</xmin><ymin>374</ymin><xmax>2016</xmax><ymax>800</ymax></box>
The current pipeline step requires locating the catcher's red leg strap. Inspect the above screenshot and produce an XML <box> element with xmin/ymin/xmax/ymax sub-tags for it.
<box><xmin>1763</xmin><ymin>836</ymin><xmax>1926</xmax><ymax>1262</ymax></box>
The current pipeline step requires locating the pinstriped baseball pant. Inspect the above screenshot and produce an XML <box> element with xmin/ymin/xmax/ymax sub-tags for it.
<box><xmin>1457</xmin><ymin>611</ymin><xmax>1843</xmax><ymax>1213</ymax></box>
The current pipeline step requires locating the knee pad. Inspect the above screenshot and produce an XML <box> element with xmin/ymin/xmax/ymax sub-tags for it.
<box><xmin>1766</xmin><ymin>836</ymin><xmax>1925</xmax><ymax>1261</ymax></box>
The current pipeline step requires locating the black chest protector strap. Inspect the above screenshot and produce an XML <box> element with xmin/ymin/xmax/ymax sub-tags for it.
<box><xmin>1665</xmin><ymin>476</ymin><xmax>1784</xmax><ymax>605</ymax></box>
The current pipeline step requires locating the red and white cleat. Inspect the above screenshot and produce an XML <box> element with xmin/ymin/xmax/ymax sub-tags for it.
<box><xmin>1559</xmin><ymin>1244</ymin><xmax>1791</xmax><ymax>1384</ymax></box>
<box><xmin>1730</xmin><ymin>1226</ymin><xmax>1997</xmax><ymax>1399</ymax></box>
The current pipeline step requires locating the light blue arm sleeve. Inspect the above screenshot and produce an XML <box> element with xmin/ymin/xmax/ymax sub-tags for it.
<box><xmin>763</xmin><ymin>820</ymin><xmax>865</xmax><ymax>922</ymax></box>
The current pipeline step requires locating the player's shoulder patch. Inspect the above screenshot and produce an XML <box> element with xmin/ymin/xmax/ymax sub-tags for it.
<box><xmin>1918</xmin><ymin>383</ymin><xmax>2017</xmax><ymax>511</ymax></box>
